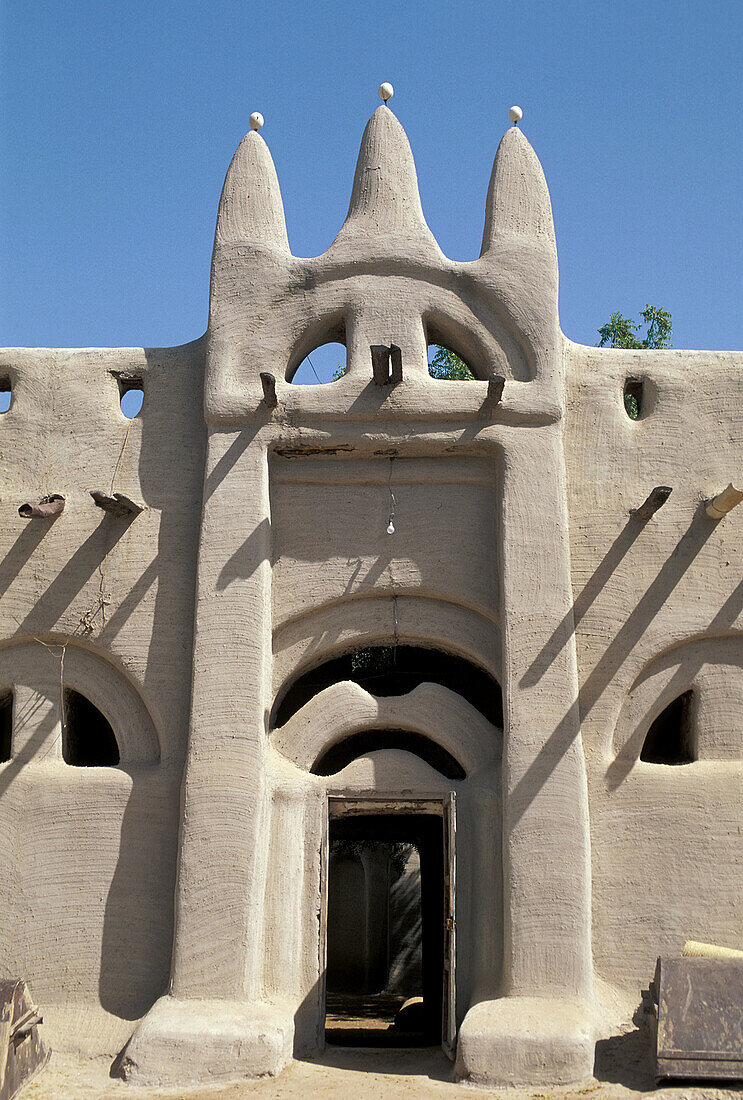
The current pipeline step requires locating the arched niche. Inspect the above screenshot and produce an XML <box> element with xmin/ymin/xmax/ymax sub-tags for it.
<box><xmin>612</xmin><ymin>634</ymin><xmax>743</xmax><ymax>767</ymax></box>
<box><xmin>62</xmin><ymin>688</ymin><xmax>121</xmax><ymax>767</ymax></box>
<box><xmin>0</xmin><ymin>639</ymin><xmax>160</xmax><ymax>766</ymax></box>
<box><xmin>422</xmin><ymin>306</ymin><xmax>530</xmax><ymax>382</ymax></box>
<box><xmin>639</xmin><ymin>691</ymin><xmax>695</xmax><ymax>765</ymax></box>
<box><xmin>285</xmin><ymin>312</ymin><xmax>346</xmax><ymax>383</ymax></box>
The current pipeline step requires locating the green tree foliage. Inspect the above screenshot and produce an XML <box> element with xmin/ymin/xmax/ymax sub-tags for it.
<box><xmin>597</xmin><ymin>305</ymin><xmax>672</xmax><ymax>419</ymax></box>
<box><xmin>427</xmin><ymin>345</ymin><xmax>475</xmax><ymax>380</ymax></box>
<box><xmin>597</xmin><ymin>305</ymin><xmax>672</xmax><ymax>351</ymax></box>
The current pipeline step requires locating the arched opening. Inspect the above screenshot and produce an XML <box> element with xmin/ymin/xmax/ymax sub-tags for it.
<box><xmin>290</xmin><ymin>342</ymin><xmax>347</xmax><ymax>385</ymax></box>
<box><xmin>640</xmin><ymin>691</ymin><xmax>695</xmax><ymax>765</ymax></box>
<box><xmin>312</xmin><ymin>729</ymin><xmax>466</xmax><ymax>781</ymax></box>
<box><xmin>62</xmin><ymin>689</ymin><xmax>120</xmax><ymax>767</ymax></box>
<box><xmin>0</xmin><ymin>691</ymin><xmax>12</xmax><ymax>762</ymax></box>
<box><xmin>427</xmin><ymin>344</ymin><xmax>475</xmax><ymax>380</ymax></box>
<box><xmin>273</xmin><ymin>645</ymin><xmax>502</xmax><ymax>729</ymax></box>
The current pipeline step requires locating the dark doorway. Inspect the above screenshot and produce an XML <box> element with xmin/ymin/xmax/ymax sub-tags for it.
<box><xmin>324</xmin><ymin>813</ymin><xmax>444</xmax><ymax>1048</ymax></box>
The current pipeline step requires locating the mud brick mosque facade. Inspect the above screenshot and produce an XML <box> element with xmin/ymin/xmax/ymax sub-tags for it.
<box><xmin>0</xmin><ymin>95</ymin><xmax>741</xmax><ymax>1087</ymax></box>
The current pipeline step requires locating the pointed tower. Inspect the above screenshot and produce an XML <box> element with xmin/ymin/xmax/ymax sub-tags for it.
<box><xmin>329</xmin><ymin>103</ymin><xmax>440</xmax><ymax>258</ymax></box>
<box><xmin>213</xmin><ymin>117</ymin><xmax>290</xmax><ymax>253</ymax></box>
<box><xmin>480</xmin><ymin>123</ymin><xmax>557</xmax><ymax>264</ymax></box>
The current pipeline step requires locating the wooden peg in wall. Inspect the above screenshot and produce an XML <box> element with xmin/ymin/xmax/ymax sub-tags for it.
<box><xmin>91</xmin><ymin>491</ymin><xmax>144</xmax><ymax>518</ymax></box>
<box><xmin>390</xmin><ymin>344</ymin><xmax>403</xmax><ymax>384</ymax></box>
<box><xmin>487</xmin><ymin>375</ymin><xmax>506</xmax><ymax>405</ymax></box>
<box><xmin>18</xmin><ymin>495</ymin><xmax>65</xmax><ymax>519</ymax></box>
<box><xmin>371</xmin><ymin>346</ymin><xmax>391</xmax><ymax>386</ymax></box>
<box><xmin>630</xmin><ymin>486</ymin><xmax>672</xmax><ymax>522</ymax></box>
<box><xmin>705</xmin><ymin>483</ymin><xmax>743</xmax><ymax>520</ymax></box>
<box><xmin>260</xmin><ymin>372</ymin><xmax>278</xmax><ymax>407</ymax></box>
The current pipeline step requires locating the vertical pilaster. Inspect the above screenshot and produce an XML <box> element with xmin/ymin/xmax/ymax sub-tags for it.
<box><xmin>499</xmin><ymin>428</ymin><xmax>592</xmax><ymax>999</ymax></box>
<box><xmin>456</xmin><ymin>426</ymin><xmax>595</xmax><ymax>1087</ymax></box>
<box><xmin>170</xmin><ymin>430</ymin><xmax>272</xmax><ymax>998</ymax></box>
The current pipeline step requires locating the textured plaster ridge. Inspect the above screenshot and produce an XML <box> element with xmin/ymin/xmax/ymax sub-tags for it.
<box><xmin>481</xmin><ymin>125</ymin><xmax>557</xmax><ymax>253</ymax></box>
<box><xmin>214</xmin><ymin>129</ymin><xmax>290</xmax><ymax>251</ymax></box>
<box><xmin>272</xmin><ymin>680</ymin><xmax>500</xmax><ymax>775</ymax></box>
<box><xmin>330</xmin><ymin>105</ymin><xmax>441</xmax><ymax>255</ymax></box>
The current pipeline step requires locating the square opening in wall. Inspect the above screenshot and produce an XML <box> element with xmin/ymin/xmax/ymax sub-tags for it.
<box><xmin>116</xmin><ymin>376</ymin><xmax>144</xmax><ymax>418</ymax></box>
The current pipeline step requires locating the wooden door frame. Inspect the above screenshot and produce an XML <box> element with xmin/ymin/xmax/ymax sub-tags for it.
<box><xmin>320</xmin><ymin>793</ymin><xmax>456</xmax><ymax>1055</ymax></box>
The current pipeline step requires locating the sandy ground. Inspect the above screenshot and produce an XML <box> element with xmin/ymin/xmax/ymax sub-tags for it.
<box><xmin>17</xmin><ymin>1032</ymin><xmax>743</xmax><ymax>1100</ymax></box>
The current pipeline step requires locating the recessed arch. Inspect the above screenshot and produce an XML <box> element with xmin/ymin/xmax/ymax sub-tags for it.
<box><xmin>313</xmin><ymin>729</ymin><xmax>465</xmax><ymax>780</ymax></box>
<box><xmin>291</xmin><ymin>342</ymin><xmax>347</xmax><ymax>386</ymax></box>
<box><xmin>272</xmin><ymin>680</ymin><xmax>499</xmax><ymax>777</ymax></box>
<box><xmin>0</xmin><ymin>639</ymin><xmax>160</xmax><ymax>765</ymax></box>
<box><xmin>272</xmin><ymin>643</ymin><xmax>502</xmax><ymax>729</ymax></box>
<box><xmin>422</xmin><ymin>305</ymin><xmax>530</xmax><ymax>381</ymax></box>
<box><xmin>612</xmin><ymin>634</ymin><xmax>743</xmax><ymax>768</ymax></box>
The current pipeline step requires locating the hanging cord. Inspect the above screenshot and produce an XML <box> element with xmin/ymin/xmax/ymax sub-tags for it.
<box><xmin>392</xmin><ymin>593</ymin><xmax>399</xmax><ymax>666</ymax></box>
<box><xmin>387</xmin><ymin>456</ymin><xmax>396</xmax><ymax>534</ymax></box>
<box><xmin>305</xmin><ymin>352</ymin><xmax>323</xmax><ymax>385</ymax></box>
<box><xmin>31</xmin><ymin>637</ymin><xmax>68</xmax><ymax>760</ymax></box>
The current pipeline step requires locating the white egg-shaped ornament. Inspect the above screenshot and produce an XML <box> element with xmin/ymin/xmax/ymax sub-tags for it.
<box><xmin>249</xmin><ymin>112</ymin><xmax>264</xmax><ymax>131</ymax></box>
<box><xmin>387</xmin><ymin>521</ymin><xmax>395</xmax><ymax>535</ymax></box>
<box><xmin>508</xmin><ymin>105</ymin><xmax>523</xmax><ymax>125</ymax></box>
<box><xmin>378</xmin><ymin>82</ymin><xmax>394</xmax><ymax>104</ymax></box>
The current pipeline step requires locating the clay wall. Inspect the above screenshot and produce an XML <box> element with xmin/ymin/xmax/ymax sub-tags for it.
<box><xmin>563</xmin><ymin>341</ymin><xmax>743</xmax><ymax>987</ymax></box>
<box><xmin>0</xmin><ymin>341</ymin><xmax>205</xmax><ymax>1047</ymax></box>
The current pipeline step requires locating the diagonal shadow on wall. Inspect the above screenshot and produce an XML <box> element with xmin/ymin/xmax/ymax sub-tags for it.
<box><xmin>509</xmin><ymin>509</ymin><xmax>723</xmax><ymax>823</ymax></box>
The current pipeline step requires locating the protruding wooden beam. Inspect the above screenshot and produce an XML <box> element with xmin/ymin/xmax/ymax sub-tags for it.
<box><xmin>91</xmin><ymin>491</ymin><xmax>144</xmax><ymax>518</ymax></box>
<box><xmin>705</xmin><ymin>483</ymin><xmax>743</xmax><ymax>520</ymax></box>
<box><xmin>389</xmin><ymin>344</ymin><xmax>403</xmax><ymax>384</ymax></box>
<box><xmin>630</xmin><ymin>486</ymin><xmax>672</xmax><ymax>522</ymax></box>
<box><xmin>18</xmin><ymin>495</ymin><xmax>65</xmax><ymax>519</ymax></box>
<box><xmin>487</xmin><ymin>374</ymin><xmax>506</xmax><ymax>405</ymax></box>
<box><xmin>259</xmin><ymin>371</ymin><xmax>278</xmax><ymax>407</ymax></box>
<box><xmin>371</xmin><ymin>345</ymin><xmax>391</xmax><ymax>386</ymax></box>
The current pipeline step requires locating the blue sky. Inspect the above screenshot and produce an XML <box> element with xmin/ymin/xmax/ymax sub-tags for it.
<box><xmin>2</xmin><ymin>0</ymin><xmax>742</xmax><ymax>371</ymax></box>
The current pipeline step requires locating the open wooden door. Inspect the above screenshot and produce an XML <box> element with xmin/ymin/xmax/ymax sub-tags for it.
<box><xmin>442</xmin><ymin>792</ymin><xmax>457</xmax><ymax>1058</ymax></box>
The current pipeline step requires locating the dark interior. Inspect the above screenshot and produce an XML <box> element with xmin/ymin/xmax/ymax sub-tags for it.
<box><xmin>274</xmin><ymin>645</ymin><xmax>502</xmax><ymax>729</ymax></box>
<box><xmin>640</xmin><ymin>690</ymin><xmax>695</xmax><ymax>765</ymax></box>
<box><xmin>325</xmin><ymin>812</ymin><xmax>444</xmax><ymax>1048</ymax></box>
<box><xmin>62</xmin><ymin>689</ymin><xmax>120</xmax><ymax>767</ymax></box>
<box><xmin>0</xmin><ymin>692</ymin><xmax>11</xmax><ymax>762</ymax></box>
<box><xmin>313</xmin><ymin>729</ymin><xmax>465</xmax><ymax>780</ymax></box>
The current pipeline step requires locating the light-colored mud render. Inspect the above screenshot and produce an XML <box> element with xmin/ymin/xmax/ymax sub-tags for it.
<box><xmin>0</xmin><ymin>102</ymin><xmax>741</xmax><ymax>1091</ymax></box>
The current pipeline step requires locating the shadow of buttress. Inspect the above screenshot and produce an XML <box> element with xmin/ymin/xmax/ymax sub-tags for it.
<box><xmin>99</xmin><ymin>340</ymin><xmax>207</xmax><ymax>1022</ymax></box>
<box><xmin>510</xmin><ymin>509</ymin><xmax>721</xmax><ymax>821</ymax></box>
